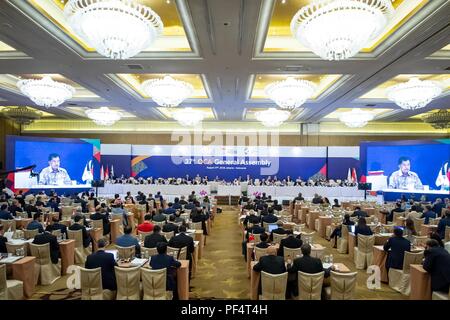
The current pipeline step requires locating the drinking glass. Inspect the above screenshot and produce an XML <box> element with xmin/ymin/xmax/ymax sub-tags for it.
<box><xmin>329</xmin><ymin>254</ymin><xmax>334</xmax><ymax>264</ymax></box>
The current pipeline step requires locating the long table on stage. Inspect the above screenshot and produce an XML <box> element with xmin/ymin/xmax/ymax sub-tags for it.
<box><xmin>382</xmin><ymin>188</ymin><xmax>450</xmax><ymax>202</ymax></box>
<box><xmin>98</xmin><ymin>184</ymin><xmax>211</xmax><ymax>196</ymax></box>
<box><xmin>247</xmin><ymin>186</ymin><xmax>364</xmax><ymax>199</ymax></box>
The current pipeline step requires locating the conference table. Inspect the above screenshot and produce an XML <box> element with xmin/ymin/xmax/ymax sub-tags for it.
<box><xmin>348</xmin><ymin>233</ymin><xmax>392</xmax><ymax>260</ymax></box>
<box><xmin>98</xmin><ymin>184</ymin><xmax>211</xmax><ymax>196</ymax></box>
<box><xmin>248</xmin><ymin>186</ymin><xmax>364</xmax><ymax>199</ymax></box>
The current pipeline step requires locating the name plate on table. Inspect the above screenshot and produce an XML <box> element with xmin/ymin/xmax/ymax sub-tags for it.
<box><xmin>0</xmin><ymin>255</ymin><xmax>23</xmax><ymax>264</ymax></box>
<box><xmin>130</xmin><ymin>258</ymin><xmax>148</xmax><ymax>267</ymax></box>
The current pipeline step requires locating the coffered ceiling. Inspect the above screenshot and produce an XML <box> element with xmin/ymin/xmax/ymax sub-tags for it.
<box><xmin>0</xmin><ymin>0</ymin><xmax>448</xmax><ymax>131</ymax></box>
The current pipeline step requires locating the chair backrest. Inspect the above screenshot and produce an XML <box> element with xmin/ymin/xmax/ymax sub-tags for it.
<box><xmin>262</xmin><ymin>222</ymin><xmax>269</xmax><ymax>231</ymax></box>
<box><xmin>298</xmin><ymin>271</ymin><xmax>324</xmax><ymax>300</ymax></box>
<box><xmin>402</xmin><ymin>251</ymin><xmax>424</xmax><ymax>274</ymax></box>
<box><xmin>272</xmin><ymin>233</ymin><xmax>288</xmax><ymax>244</ymax></box>
<box><xmin>0</xmin><ymin>264</ymin><xmax>8</xmax><ymax>299</ymax></box>
<box><xmin>51</xmin><ymin>229</ymin><xmax>62</xmax><ymax>238</ymax></box>
<box><xmin>293</xmin><ymin>224</ymin><xmax>305</xmax><ymax>233</ymax></box>
<box><xmin>0</xmin><ymin>219</ymin><xmax>15</xmax><ymax>232</ymax></box>
<box><xmin>381</xmin><ymin>224</ymin><xmax>395</xmax><ymax>234</ymax></box>
<box><xmin>141</xmin><ymin>247</ymin><xmax>158</xmax><ymax>258</ymax></box>
<box><xmin>67</xmin><ymin>229</ymin><xmax>84</xmax><ymax>248</ymax></box>
<box><xmin>114</xmin><ymin>266</ymin><xmax>141</xmax><ymax>300</ymax></box>
<box><xmin>116</xmin><ymin>245</ymin><xmax>136</xmax><ymax>260</ymax></box>
<box><xmin>167</xmin><ymin>246</ymin><xmax>187</xmax><ymax>260</ymax></box>
<box><xmin>5</xmin><ymin>242</ymin><xmax>27</xmax><ymax>257</ymax></box>
<box><xmin>411</xmin><ymin>235</ymin><xmax>428</xmax><ymax>247</ymax></box>
<box><xmin>80</xmin><ymin>267</ymin><xmax>104</xmax><ymax>300</ymax></box>
<box><xmin>161</xmin><ymin>231</ymin><xmax>174</xmax><ymax>241</ymax></box>
<box><xmin>261</xmin><ymin>271</ymin><xmax>288</xmax><ymax>300</ymax></box>
<box><xmin>92</xmin><ymin>219</ymin><xmax>104</xmax><ymax>230</ymax></box>
<box><xmin>61</xmin><ymin>206</ymin><xmax>74</xmax><ymax>219</ymax></box>
<box><xmin>330</xmin><ymin>271</ymin><xmax>358</xmax><ymax>300</ymax></box>
<box><xmin>24</xmin><ymin>229</ymin><xmax>39</xmax><ymax>240</ymax></box>
<box><xmin>189</xmin><ymin>222</ymin><xmax>202</xmax><ymax>231</ymax></box>
<box><xmin>341</xmin><ymin>225</ymin><xmax>349</xmax><ymax>240</ymax></box>
<box><xmin>251</xmin><ymin>233</ymin><xmax>262</xmax><ymax>244</ymax></box>
<box><xmin>412</xmin><ymin>217</ymin><xmax>425</xmax><ymax>235</ymax></box>
<box><xmin>445</xmin><ymin>226</ymin><xmax>450</xmax><ymax>242</ymax></box>
<box><xmin>18</xmin><ymin>212</ymin><xmax>28</xmax><ymax>219</ymax></box>
<box><xmin>254</xmin><ymin>247</ymin><xmax>268</xmax><ymax>261</ymax></box>
<box><xmin>138</xmin><ymin>230</ymin><xmax>153</xmax><ymax>241</ymax></box>
<box><xmin>429</xmin><ymin>218</ymin><xmax>441</xmax><ymax>226</ymax></box>
<box><xmin>29</xmin><ymin>242</ymin><xmax>52</xmax><ymax>265</ymax></box>
<box><xmin>283</xmin><ymin>247</ymin><xmax>302</xmax><ymax>261</ymax></box>
<box><xmin>180</xmin><ymin>213</ymin><xmax>190</xmax><ymax>221</ymax></box>
<box><xmin>153</xmin><ymin>221</ymin><xmax>165</xmax><ymax>228</ymax></box>
<box><xmin>141</xmin><ymin>268</ymin><xmax>167</xmax><ymax>300</ymax></box>
<box><xmin>357</xmin><ymin>234</ymin><xmax>375</xmax><ymax>253</ymax></box>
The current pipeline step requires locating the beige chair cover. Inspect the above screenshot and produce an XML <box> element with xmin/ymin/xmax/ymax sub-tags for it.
<box><xmin>261</xmin><ymin>271</ymin><xmax>288</xmax><ymax>300</ymax></box>
<box><xmin>51</xmin><ymin>229</ymin><xmax>62</xmax><ymax>238</ymax></box>
<box><xmin>251</xmin><ymin>233</ymin><xmax>262</xmax><ymax>244</ymax></box>
<box><xmin>0</xmin><ymin>264</ymin><xmax>23</xmax><ymax>300</ymax></box>
<box><xmin>153</xmin><ymin>221</ymin><xmax>165</xmax><ymax>228</ymax></box>
<box><xmin>167</xmin><ymin>246</ymin><xmax>187</xmax><ymax>260</ymax></box>
<box><xmin>61</xmin><ymin>206</ymin><xmax>74</xmax><ymax>220</ymax></box>
<box><xmin>0</xmin><ymin>219</ymin><xmax>16</xmax><ymax>232</ymax></box>
<box><xmin>142</xmin><ymin>247</ymin><xmax>158</xmax><ymax>258</ymax></box>
<box><xmin>412</xmin><ymin>217</ymin><xmax>425</xmax><ymax>235</ymax></box>
<box><xmin>412</xmin><ymin>235</ymin><xmax>428</xmax><ymax>247</ymax></box>
<box><xmin>445</xmin><ymin>226</ymin><xmax>450</xmax><ymax>242</ymax></box>
<box><xmin>254</xmin><ymin>247</ymin><xmax>268</xmax><ymax>261</ymax></box>
<box><xmin>114</xmin><ymin>266</ymin><xmax>141</xmax><ymax>300</ymax></box>
<box><xmin>161</xmin><ymin>231</ymin><xmax>174</xmax><ymax>241</ymax></box>
<box><xmin>273</xmin><ymin>233</ymin><xmax>287</xmax><ymax>244</ymax></box>
<box><xmin>283</xmin><ymin>247</ymin><xmax>302</xmax><ymax>261</ymax></box>
<box><xmin>388</xmin><ymin>251</ymin><xmax>423</xmax><ymax>296</ymax></box>
<box><xmin>116</xmin><ymin>245</ymin><xmax>136</xmax><ymax>260</ymax></box>
<box><xmin>23</xmin><ymin>229</ymin><xmax>38</xmax><ymax>240</ymax></box>
<box><xmin>354</xmin><ymin>234</ymin><xmax>375</xmax><ymax>269</ymax></box>
<box><xmin>68</xmin><ymin>229</ymin><xmax>92</xmax><ymax>265</ymax></box>
<box><xmin>29</xmin><ymin>242</ymin><xmax>61</xmax><ymax>285</ymax></box>
<box><xmin>337</xmin><ymin>225</ymin><xmax>349</xmax><ymax>254</ymax></box>
<box><xmin>6</xmin><ymin>242</ymin><xmax>27</xmax><ymax>257</ymax></box>
<box><xmin>298</xmin><ymin>271</ymin><xmax>324</xmax><ymax>300</ymax></box>
<box><xmin>189</xmin><ymin>222</ymin><xmax>202</xmax><ymax>231</ymax></box>
<box><xmin>330</xmin><ymin>271</ymin><xmax>358</xmax><ymax>300</ymax></box>
<box><xmin>80</xmin><ymin>267</ymin><xmax>114</xmax><ymax>300</ymax></box>
<box><xmin>138</xmin><ymin>230</ymin><xmax>153</xmax><ymax>241</ymax></box>
<box><xmin>141</xmin><ymin>268</ymin><xmax>169</xmax><ymax>300</ymax></box>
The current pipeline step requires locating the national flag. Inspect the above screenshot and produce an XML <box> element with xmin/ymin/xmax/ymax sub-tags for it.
<box><xmin>110</xmin><ymin>165</ymin><xmax>114</xmax><ymax>179</ymax></box>
<box><xmin>436</xmin><ymin>162</ymin><xmax>449</xmax><ymax>189</ymax></box>
<box><xmin>82</xmin><ymin>160</ymin><xmax>93</xmax><ymax>182</ymax></box>
<box><xmin>100</xmin><ymin>165</ymin><xmax>104</xmax><ymax>180</ymax></box>
<box><xmin>347</xmin><ymin>168</ymin><xmax>351</xmax><ymax>182</ymax></box>
<box><xmin>351</xmin><ymin>168</ymin><xmax>357</xmax><ymax>183</ymax></box>
<box><xmin>105</xmin><ymin>166</ymin><xmax>109</xmax><ymax>180</ymax></box>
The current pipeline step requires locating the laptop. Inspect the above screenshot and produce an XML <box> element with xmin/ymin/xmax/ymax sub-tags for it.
<box><xmin>268</xmin><ymin>224</ymin><xmax>278</xmax><ymax>232</ymax></box>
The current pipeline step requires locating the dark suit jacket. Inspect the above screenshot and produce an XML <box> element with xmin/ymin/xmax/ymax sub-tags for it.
<box><xmin>247</xmin><ymin>225</ymin><xmax>265</xmax><ymax>241</ymax></box>
<box><xmin>68</xmin><ymin>223</ymin><xmax>92</xmax><ymax>248</ymax></box>
<box><xmin>437</xmin><ymin>217</ymin><xmax>450</xmax><ymax>239</ymax></box>
<box><xmin>272</xmin><ymin>204</ymin><xmax>282</xmax><ymax>211</ymax></box>
<box><xmin>421</xmin><ymin>211</ymin><xmax>437</xmax><ymax>225</ymax></box>
<box><xmin>9</xmin><ymin>205</ymin><xmax>23</xmax><ymax>216</ymax></box>
<box><xmin>244</xmin><ymin>215</ymin><xmax>260</xmax><ymax>227</ymax></box>
<box><xmin>0</xmin><ymin>210</ymin><xmax>14</xmax><ymax>220</ymax></box>
<box><xmin>32</xmin><ymin>232</ymin><xmax>60</xmax><ymax>264</ymax></box>
<box><xmin>423</xmin><ymin>247</ymin><xmax>450</xmax><ymax>292</ymax></box>
<box><xmin>383</xmin><ymin>236</ymin><xmax>411</xmax><ymax>269</ymax></box>
<box><xmin>27</xmin><ymin>220</ymin><xmax>44</xmax><ymax>233</ymax></box>
<box><xmin>85</xmin><ymin>250</ymin><xmax>117</xmax><ymax>290</ymax></box>
<box><xmin>149</xmin><ymin>253</ymin><xmax>181</xmax><ymax>291</ymax></box>
<box><xmin>256</xmin><ymin>242</ymin><xmax>270</xmax><ymax>249</ymax></box>
<box><xmin>162</xmin><ymin>223</ymin><xmax>179</xmax><ymax>234</ymax></box>
<box><xmin>269</xmin><ymin>227</ymin><xmax>287</xmax><ymax>242</ymax></box>
<box><xmin>90</xmin><ymin>212</ymin><xmax>111</xmax><ymax>235</ymax></box>
<box><xmin>262</xmin><ymin>214</ymin><xmax>278</xmax><ymax>224</ymax></box>
<box><xmin>0</xmin><ymin>236</ymin><xmax>7</xmax><ymax>253</ymax></box>
<box><xmin>45</xmin><ymin>223</ymin><xmax>68</xmax><ymax>237</ymax></box>
<box><xmin>351</xmin><ymin>210</ymin><xmax>368</xmax><ymax>218</ymax></box>
<box><xmin>168</xmin><ymin>233</ymin><xmax>194</xmax><ymax>258</ymax></box>
<box><xmin>288</xmin><ymin>255</ymin><xmax>329</xmax><ymax>277</ymax></box>
<box><xmin>253</xmin><ymin>255</ymin><xmax>286</xmax><ymax>274</ymax></box>
<box><xmin>354</xmin><ymin>225</ymin><xmax>373</xmax><ymax>238</ymax></box>
<box><xmin>388</xmin><ymin>208</ymin><xmax>405</xmax><ymax>222</ymax></box>
<box><xmin>144</xmin><ymin>233</ymin><xmax>167</xmax><ymax>248</ymax></box>
<box><xmin>432</xmin><ymin>203</ymin><xmax>445</xmax><ymax>216</ymax></box>
<box><xmin>278</xmin><ymin>236</ymin><xmax>303</xmax><ymax>257</ymax></box>
<box><xmin>152</xmin><ymin>214</ymin><xmax>166</xmax><ymax>222</ymax></box>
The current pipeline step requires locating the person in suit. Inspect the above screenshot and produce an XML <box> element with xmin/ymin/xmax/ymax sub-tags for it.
<box><xmin>253</xmin><ymin>246</ymin><xmax>287</xmax><ymax>296</ymax></box>
<box><xmin>164</xmin><ymin>203</ymin><xmax>176</xmax><ymax>216</ymax></box>
<box><xmin>0</xmin><ymin>204</ymin><xmax>14</xmax><ymax>220</ymax></box>
<box><xmin>432</xmin><ymin>198</ymin><xmax>445</xmax><ymax>217</ymax></box>
<box><xmin>329</xmin><ymin>214</ymin><xmax>355</xmax><ymax>248</ymax></box>
<box><xmin>269</xmin><ymin>220</ymin><xmax>287</xmax><ymax>242</ymax></box>
<box><xmin>179</xmin><ymin>196</ymin><xmax>188</xmax><ymax>206</ymax></box>
<box><xmin>287</xmin><ymin>244</ymin><xmax>332</xmax><ymax>298</ymax></box>
<box><xmin>90</xmin><ymin>208</ymin><xmax>111</xmax><ymax>236</ymax></box>
<box><xmin>32</xmin><ymin>230</ymin><xmax>60</xmax><ymax>264</ymax></box>
<box><xmin>69</xmin><ymin>215</ymin><xmax>92</xmax><ymax>248</ymax></box>
<box><xmin>388</xmin><ymin>202</ymin><xmax>405</xmax><ymax>222</ymax></box>
<box><xmin>421</xmin><ymin>205</ymin><xmax>438</xmax><ymax>225</ymax></box>
<box><xmin>191</xmin><ymin>208</ymin><xmax>208</xmax><ymax>235</ymax></box>
<box><xmin>354</xmin><ymin>217</ymin><xmax>373</xmax><ymax>239</ymax></box>
<box><xmin>184</xmin><ymin>200</ymin><xmax>196</xmax><ymax>211</ymax></box>
<box><xmin>85</xmin><ymin>239</ymin><xmax>117</xmax><ymax>291</ymax></box>
<box><xmin>256</xmin><ymin>232</ymin><xmax>270</xmax><ymax>249</ymax></box>
<box><xmin>351</xmin><ymin>206</ymin><xmax>368</xmax><ymax>219</ymax></box>
<box><xmin>243</xmin><ymin>210</ymin><xmax>260</xmax><ymax>228</ymax></box>
<box><xmin>272</xmin><ymin>200</ymin><xmax>282</xmax><ymax>212</ymax></box>
<box><xmin>45</xmin><ymin>217</ymin><xmax>68</xmax><ymax>238</ymax></box>
<box><xmin>116</xmin><ymin>226</ymin><xmax>140</xmax><ymax>257</ymax></box>
<box><xmin>293</xmin><ymin>193</ymin><xmax>304</xmax><ymax>202</ymax></box>
<box><xmin>383</xmin><ymin>227</ymin><xmax>411</xmax><ymax>270</ymax></box>
<box><xmin>168</xmin><ymin>225</ymin><xmax>194</xmax><ymax>275</ymax></box>
<box><xmin>144</xmin><ymin>225</ymin><xmax>167</xmax><ymax>248</ymax></box>
<box><xmin>437</xmin><ymin>210</ymin><xmax>450</xmax><ymax>239</ymax></box>
<box><xmin>149</xmin><ymin>242</ymin><xmax>181</xmax><ymax>297</ymax></box>
<box><xmin>0</xmin><ymin>225</ymin><xmax>8</xmax><ymax>253</ymax></box>
<box><xmin>8</xmin><ymin>200</ymin><xmax>23</xmax><ymax>217</ymax></box>
<box><xmin>152</xmin><ymin>209</ymin><xmax>167</xmax><ymax>223</ymax></box>
<box><xmin>172</xmin><ymin>198</ymin><xmax>182</xmax><ymax>210</ymax></box>
<box><xmin>278</xmin><ymin>230</ymin><xmax>303</xmax><ymax>257</ymax></box>
<box><xmin>27</xmin><ymin>212</ymin><xmax>45</xmax><ymax>233</ymax></box>
<box><xmin>311</xmin><ymin>194</ymin><xmax>323</xmax><ymax>204</ymax></box>
<box><xmin>246</xmin><ymin>223</ymin><xmax>265</xmax><ymax>240</ymax></box>
<box><xmin>423</xmin><ymin>239</ymin><xmax>450</xmax><ymax>293</ymax></box>
<box><xmin>261</xmin><ymin>208</ymin><xmax>278</xmax><ymax>224</ymax></box>
<box><xmin>188</xmin><ymin>191</ymin><xmax>196</xmax><ymax>202</ymax></box>
<box><xmin>137</xmin><ymin>214</ymin><xmax>154</xmax><ymax>233</ymax></box>
<box><xmin>163</xmin><ymin>215</ymin><xmax>179</xmax><ymax>234</ymax></box>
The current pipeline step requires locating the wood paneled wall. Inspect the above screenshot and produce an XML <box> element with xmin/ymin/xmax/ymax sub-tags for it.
<box><xmin>0</xmin><ymin>118</ymin><xmax>20</xmax><ymax>169</ymax></box>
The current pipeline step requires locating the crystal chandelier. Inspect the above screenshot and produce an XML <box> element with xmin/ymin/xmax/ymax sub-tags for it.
<box><xmin>255</xmin><ymin>109</ymin><xmax>290</xmax><ymax>127</ymax></box>
<box><xmin>264</xmin><ymin>77</ymin><xmax>316</xmax><ymax>110</ymax></box>
<box><xmin>64</xmin><ymin>0</ymin><xmax>163</xmax><ymax>59</ymax></box>
<box><xmin>142</xmin><ymin>76</ymin><xmax>194</xmax><ymax>107</ymax></box>
<box><xmin>339</xmin><ymin>108</ymin><xmax>374</xmax><ymax>128</ymax></box>
<box><xmin>422</xmin><ymin>109</ymin><xmax>450</xmax><ymax>129</ymax></box>
<box><xmin>172</xmin><ymin>108</ymin><xmax>204</xmax><ymax>126</ymax></box>
<box><xmin>291</xmin><ymin>0</ymin><xmax>394</xmax><ymax>60</ymax></box>
<box><xmin>17</xmin><ymin>76</ymin><xmax>75</xmax><ymax>108</ymax></box>
<box><xmin>85</xmin><ymin>107</ymin><xmax>122</xmax><ymax>126</ymax></box>
<box><xmin>386</xmin><ymin>78</ymin><xmax>443</xmax><ymax>110</ymax></box>
<box><xmin>2</xmin><ymin>106</ymin><xmax>42</xmax><ymax>125</ymax></box>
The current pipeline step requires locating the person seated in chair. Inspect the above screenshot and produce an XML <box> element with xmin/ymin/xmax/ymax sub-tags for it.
<box><xmin>137</xmin><ymin>214</ymin><xmax>154</xmax><ymax>233</ymax></box>
<box><xmin>45</xmin><ymin>216</ymin><xmax>68</xmax><ymax>238</ymax></box>
<box><xmin>144</xmin><ymin>225</ymin><xmax>167</xmax><ymax>248</ymax></box>
<box><xmin>272</xmin><ymin>200</ymin><xmax>282</xmax><ymax>212</ymax></box>
<box><xmin>243</xmin><ymin>210</ymin><xmax>260</xmax><ymax>228</ymax></box>
<box><xmin>116</xmin><ymin>226</ymin><xmax>140</xmax><ymax>258</ymax></box>
<box><xmin>278</xmin><ymin>230</ymin><xmax>303</xmax><ymax>257</ymax></box>
<box><xmin>149</xmin><ymin>242</ymin><xmax>181</xmax><ymax>299</ymax></box>
<box><xmin>152</xmin><ymin>209</ymin><xmax>167</xmax><ymax>223</ymax></box>
<box><xmin>312</xmin><ymin>194</ymin><xmax>323</xmax><ymax>204</ymax></box>
<box><xmin>184</xmin><ymin>200</ymin><xmax>196</xmax><ymax>211</ymax></box>
<box><xmin>163</xmin><ymin>215</ymin><xmax>179</xmax><ymax>234</ymax></box>
<box><xmin>172</xmin><ymin>198</ymin><xmax>182</xmax><ymax>210</ymax></box>
<box><xmin>164</xmin><ymin>203</ymin><xmax>176</xmax><ymax>216</ymax></box>
<box><xmin>437</xmin><ymin>210</ymin><xmax>450</xmax><ymax>240</ymax></box>
<box><xmin>261</xmin><ymin>207</ymin><xmax>278</xmax><ymax>224</ymax></box>
<box><xmin>0</xmin><ymin>204</ymin><xmax>13</xmax><ymax>220</ymax></box>
<box><xmin>332</xmin><ymin>199</ymin><xmax>340</xmax><ymax>209</ymax></box>
<box><xmin>85</xmin><ymin>239</ymin><xmax>117</xmax><ymax>291</ymax></box>
<box><xmin>383</xmin><ymin>227</ymin><xmax>410</xmax><ymax>271</ymax></box>
<box><xmin>178</xmin><ymin>196</ymin><xmax>188</xmax><ymax>206</ymax></box>
<box><xmin>329</xmin><ymin>214</ymin><xmax>355</xmax><ymax>248</ymax></box>
<box><xmin>421</xmin><ymin>205</ymin><xmax>437</xmax><ymax>225</ymax></box>
<box><xmin>256</xmin><ymin>232</ymin><xmax>270</xmax><ymax>249</ymax></box>
<box><xmin>168</xmin><ymin>225</ymin><xmax>194</xmax><ymax>276</ymax></box>
<box><xmin>32</xmin><ymin>230</ymin><xmax>60</xmax><ymax>264</ymax></box>
<box><xmin>0</xmin><ymin>225</ymin><xmax>8</xmax><ymax>254</ymax></box>
<box><xmin>269</xmin><ymin>220</ymin><xmax>287</xmax><ymax>242</ymax></box>
<box><xmin>423</xmin><ymin>239</ymin><xmax>450</xmax><ymax>293</ymax></box>
<box><xmin>388</xmin><ymin>202</ymin><xmax>405</xmax><ymax>222</ymax></box>
<box><xmin>351</xmin><ymin>206</ymin><xmax>368</xmax><ymax>219</ymax></box>
<box><xmin>253</xmin><ymin>246</ymin><xmax>287</xmax><ymax>296</ymax></box>
<box><xmin>90</xmin><ymin>207</ymin><xmax>111</xmax><ymax>236</ymax></box>
<box><xmin>27</xmin><ymin>212</ymin><xmax>45</xmax><ymax>233</ymax></box>
<box><xmin>69</xmin><ymin>215</ymin><xmax>92</xmax><ymax>248</ymax></box>
<box><xmin>293</xmin><ymin>193</ymin><xmax>304</xmax><ymax>202</ymax></box>
<box><xmin>354</xmin><ymin>217</ymin><xmax>373</xmax><ymax>245</ymax></box>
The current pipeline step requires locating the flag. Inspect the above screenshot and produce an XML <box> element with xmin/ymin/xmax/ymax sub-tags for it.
<box><xmin>351</xmin><ymin>168</ymin><xmax>357</xmax><ymax>183</ymax></box>
<box><xmin>110</xmin><ymin>165</ymin><xmax>114</xmax><ymax>179</ymax></box>
<box><xmin>436</xmin><ymin>162</ymin><xmax>449</xmax><ymax>189</ymax></box>
<box><xmin>82</xmin><ymin>160</ymin><xmax>93</xmax><ymax>182</ymax></box>
<box><xmin>347</xmin><ymin>168</ymin><xmax>351</xmax><ymax>182</ymax></box>
<box><xmin>100</xmin><ymin>165</ymin><xmax>104</xmax><ymax>180</ymax></box>
<box><xmin>105</xmin><ymin>166</ymin><xmax>109</xmax><ymax>180</ymax></box>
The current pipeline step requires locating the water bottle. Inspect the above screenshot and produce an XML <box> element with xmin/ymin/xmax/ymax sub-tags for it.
<box><xmin>329</xmin><ymin>254</ymin><xmax>333</xmax><ymax>264</ymax></box>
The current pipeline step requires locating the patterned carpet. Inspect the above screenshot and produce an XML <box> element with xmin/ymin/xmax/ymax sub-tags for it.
<box><xmin>30</xmin><ymin>206</ymin><xmax>408</xmax><ymax>300</ymax></box>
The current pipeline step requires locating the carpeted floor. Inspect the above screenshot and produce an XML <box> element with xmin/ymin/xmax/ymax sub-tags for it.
<box><xmin>30</xmin><ymin>206</ymin><xmax>408</xmax><ymax>300</ymax></box>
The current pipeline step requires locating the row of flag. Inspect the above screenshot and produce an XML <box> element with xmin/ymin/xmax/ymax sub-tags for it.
<box><xmin>82</xmin><ymin>161</ymin><xmax>115</xmax><ymax>181</ymax></box>
<box><xmin>435</xmin><ymin>162</ymin><xmax>450</xmax><ymax>189</ymax></box>
<box><xmin>347</xmin><ymin>168</ymin><xmax>358</xmax><ymax>183</ymax></box>
<box><xmin>100</xmin><ymin>165</ymin><xmax>114</xmax><ymax>181</ymax></box>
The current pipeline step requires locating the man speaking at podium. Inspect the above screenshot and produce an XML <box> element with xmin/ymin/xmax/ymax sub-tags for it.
<box><xmin>39</xmin><ymin>153</ymin><xmax>72</xmax><ymax>186</ymax></box>
<box><xmin>388</xmin><ymin>156</ymin><xmax>423</xmax><ymax>190</ymax></box>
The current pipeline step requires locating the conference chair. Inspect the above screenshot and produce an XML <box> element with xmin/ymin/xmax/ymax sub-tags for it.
<box><xmin>445</xmin><ymin>226</ymin><xmax>450</xmax><ymax>242</ymax></box>
<box><xmin>141</xmin><ymin>247</ymin><xmax>158</xmax><ymax>258</ymax></box>
<box><xmin>0</xmin><ymin>219</ymin><xmax>16</xmax><ymax>232</ymax></box>
<box><xmin>412</xmin><ymin>217</ymin><xmax>425</xmax><ymax>235</ymax></box>
<box><xmin>23</xmin><ymin>229</ymin><xmax>38</xmax><ymax>240</ymax></box>
<box><xmin>6</xmin><ymin>242</ymin><xmax>27</xmax><ymax>257</ymax></box>
<box><xmin>283</xmin><ymin>247</ymin><xmax>302</xmax><ymax>261</ymax></box>
<box><xmin>29</xmin><ymin>242</ymin><xmax>61</xmax><ymax>286</ymax></box>
<box><xmin>251</xmin><ymin>233</ymin><xmax>262</xmax><ymax>244</ymax></box>
<box><xmin>262</xmin><ymin>222</ymin><xmax>270</xmax><ymax>232</ymax></box>
<box><xmin>61</xmin><ymin>206</ymin><xmax>74</xmax><ymax>220</ymax></box>
<box><xmin>0</xmin><ymin>264</ymin><xmax>23</xmax><ymax>300</ymax></box>
<box><xmin>432</xmin><ymin>286</ymin><xmax>450</xmax><ymax>301</ymax></box>
<box><xmin>254</xmin><ymin>247</ymin><xmax>268</xmax><ymax>261</ymax></box>
<box><xmin>388</xmin><ymin>251</ymin><xmax>423</xmax><ymax>296</ymax></box>
<box><xmin>161</xmin><ymin>231</ymin><xmax>174</xmax><ymax>241</ymax></box>
<box><xmin>381</xmin><ymin>224</ymin><xmax>395</xmax><ymax>234</ymax></box>
<box><xmin>293</xmin><ymin>223</ymin><xmax>305</xmax><ymax>234</ymax></box>
<box><xmin>327</xmin><ymin>271</ymin><xmax>358</xmax><ymax>300</ymax></box>
<box><xmin>51</xmin><ymin>229</ymin><xmax>62</xmax><ymax>239</ymax></box>
<box><xmin>298</xmin><ymin>271</ymin><xmax>324</xmax><ymax>300</ymax></box>
<box><xmin>411</xmin><ymin>235</ymin><xmax>428</xmax><ymax>247</ymax></box>
<box><xmin>428</xmin><ymin>217</ymin><xmax>441</xmax><ymax>226</ymax></box>
<box><xmin>180</xmin><ymin>213</ymin><xmax>190</xmax><ymax>222</ymax></box>
<box><xmin>80</xmin><ymin>267</ymin><xmax>115</xmax><ymax>300</ymax></box>
<box><xmin>153</xmin><ymin>221</ymin><xmax>165</xmax><ymax>228</ymax></box>
<box><xmin>116</xmin><ymin>245</ymin><xmax>136</xmax><ymax>261</ymax></box>
<box><xmin>354</xmin><ymin>234</ymin><xmax>375</xmax><ymax>269</ymax></box>
<box><xmin>68</xmin><ymin>229</ymin><xmax>92</xmax><ymax>265</ymax></box>
<box><xmin>189</xmin><ymin>222</ymin><xmax>202</xmax><ymax>231</ymax></box>
<box><xmin>114</xmin><ymin>266</ymin><xmax>141</xmax><ymax>300</ymax></box>
<box><xmin>167</xmin><ymin>246</ymin><xmax>187</xmax><ymax>260</ymax></box>
<box><xmin>17</xmin><ymin>212</ymin><xmax>28</xmax><ymax>220</ymax></box>
<box><xmin>260</xmin><ymin>271</ymin><xmax>288</xmax><ymax>300</ymax></box>
<box><xmin>141</xmin><ymin>268</ymin><xmax>171</xmax><ymax>300</ymax></box>
<box><xmin>138</xmin><ymin>230</ymin><xmax>152</xmax><ymax>242</ymax></box>
<box><xmin>272</xmin><ymin>233</ymin><xmax>288</xmax><ymax>244</ymax></box>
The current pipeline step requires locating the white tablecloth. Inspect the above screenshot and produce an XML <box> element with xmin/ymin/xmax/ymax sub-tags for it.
<box><xmin>217</xmin><ymin>185</ymin><xmax>241</xmax><ymax>196</ymax></box>
<box><xmin>98</xmin><ymin>184</ymin><xmax>210</xmax><ymax>196</ymax></box>
<box><xmin>249</xmin><ymin>186</ymin><xmax>364</xmax><ymax>199</ymax></box>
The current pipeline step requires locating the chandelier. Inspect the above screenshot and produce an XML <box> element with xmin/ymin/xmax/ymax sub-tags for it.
<box><xmin>142</xmin><ymin>76</ymin><xmax>194</xmax><ymax>107</ymax></box>
<box><xmin>17</xmin><ymin>76</ymin><xmax>75</xmax><ymax>108</ymax></box>
<box><xmin>2</xmin><ymin>106</ymin><xmax>42</xmax><ymax>125</ymax></box>
<box><xmin>255</xmin><ymin>109</ymin><xmax>290</xmax><ymax>127</ymax></box>
<box><xmin>85</xmin><ymin>107</ymin><xmax>122</xmax><ymax>126</ymax></box>
<box><xmin>291</xmin><ymin>0</ymin><xmax>394</xmax><ymax>60</ymax></box>
<box><xmin>64</xmin><ymin>0</ymin><xmax>163</xmax><ymax>59</ymax></box>
<box><xmin>264</xmin><ymin>77</ymin><xmax>316</xmax><ymax>110</ymax></box>
<box><xmin>339</xmin><ymin>108</ymin><xmax>374</xmax><ymax>128</ymax></box>
<box><xmin>386</xmin><ymin>78</ymin><xmax>443</xmax><ymax>110</ymax></box>
<box><xmin>172</xmin><ymin>108</ymin><xmax>204</xmax><ymax>126</ymax></box>
<box><xmin>422</xmin><ymin>109</ymin><xmax>450</xmax><ymax>129</ymax></box>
